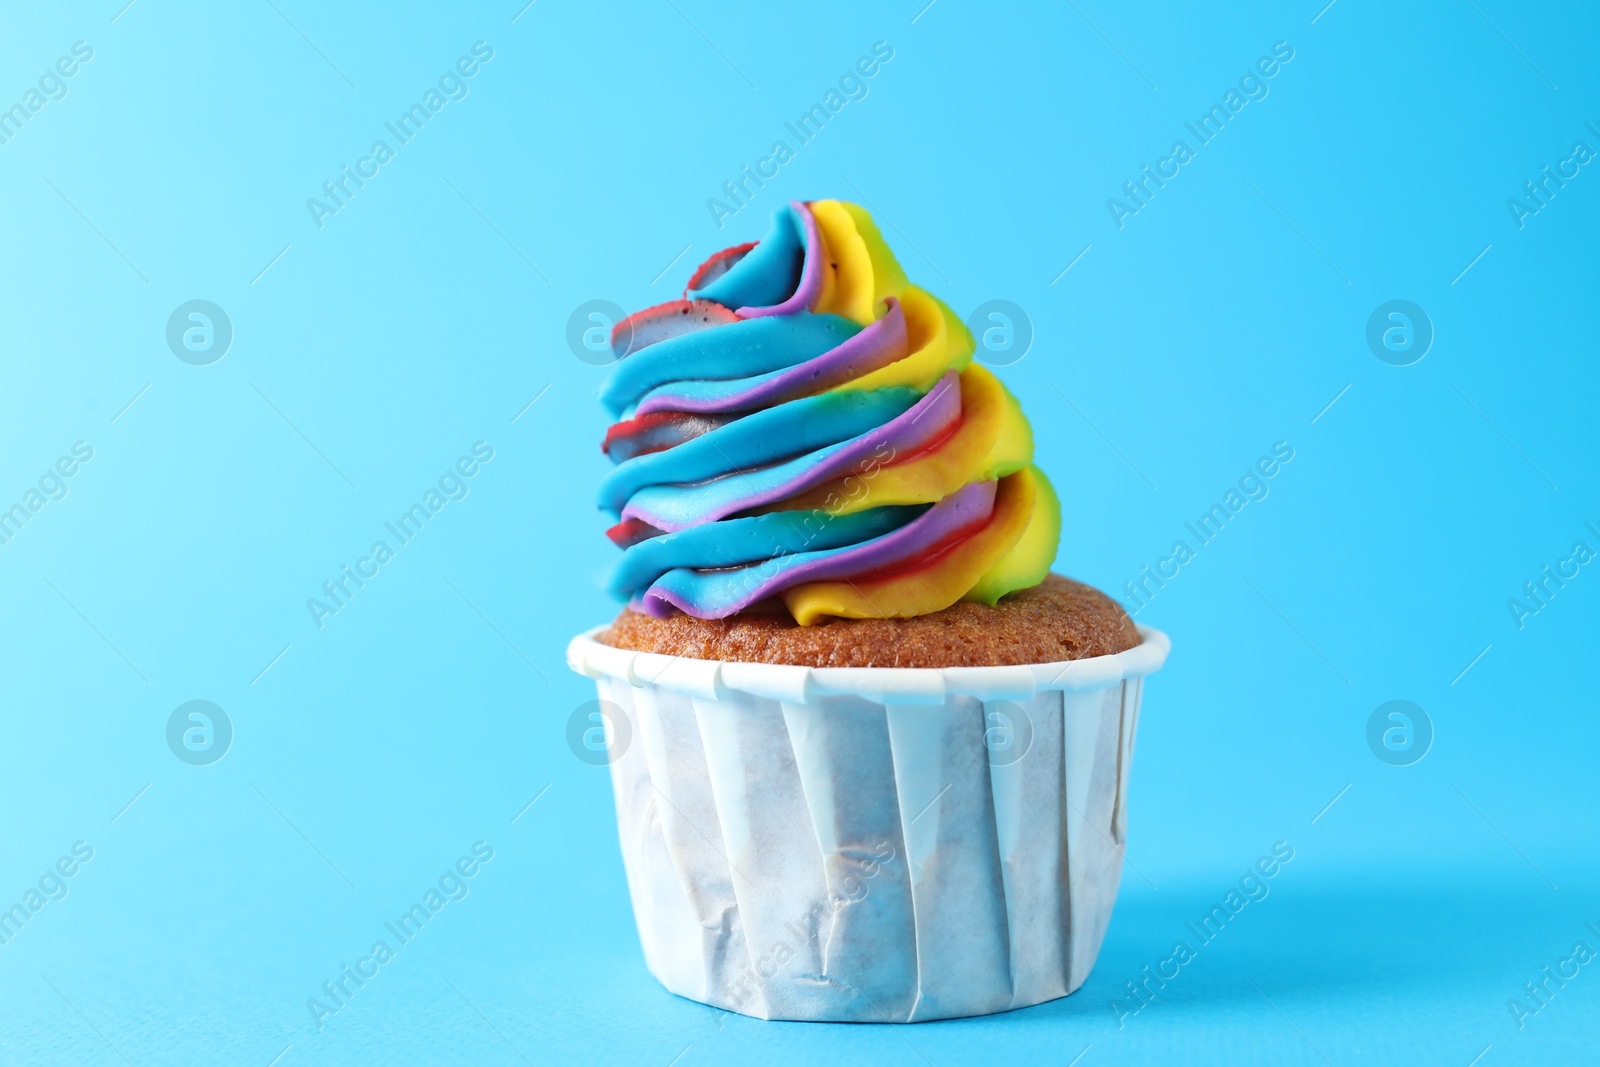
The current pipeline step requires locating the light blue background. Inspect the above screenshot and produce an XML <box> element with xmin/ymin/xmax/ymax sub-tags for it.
<box><xmin>2</xmin><ymin>1</ymin><xmax>1596</xmax><ymax>1063</ymax></box>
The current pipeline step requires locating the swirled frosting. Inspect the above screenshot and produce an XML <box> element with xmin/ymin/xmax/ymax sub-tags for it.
<box><xmin>597</xmin><ymin>199</ymin><xmax>1061</xmax><ymax>624</ymax></box>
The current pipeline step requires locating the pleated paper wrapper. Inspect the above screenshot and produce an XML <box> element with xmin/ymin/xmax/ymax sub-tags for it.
<box><xmin>566</xmin><ymin>624</ymin><xmax>1170</xmax><ymax>1023</ymax></box>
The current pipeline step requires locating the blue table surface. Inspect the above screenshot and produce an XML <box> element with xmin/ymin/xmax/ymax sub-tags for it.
<box><xmin>1</xmin><ymin>0</ymin><xmax>1596</xmax><ymax>1063</ymax></box>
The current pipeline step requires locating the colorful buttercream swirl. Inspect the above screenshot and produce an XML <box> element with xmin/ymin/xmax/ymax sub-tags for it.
<box><xmin>597</xmin><ymin>199</ymin><xmax>1061</xmax><ymax>624</ymax></box>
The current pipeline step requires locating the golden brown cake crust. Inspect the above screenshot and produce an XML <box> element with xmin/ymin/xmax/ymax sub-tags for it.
<box><xmin>598</xmin><ymin>574</ymin><xmax>1141</xmax><ymax>668</ymax></box>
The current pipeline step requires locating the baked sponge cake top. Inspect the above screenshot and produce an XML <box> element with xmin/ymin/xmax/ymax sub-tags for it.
<box><xmin>601</xmin><ymin>574</ymin><xmax>1138</xmax><ymax>669</ymax></box>
<box><xmin>596</xmin><ymin>199</ymin><xmax>1065</xmax><ymax>628</ymax></box>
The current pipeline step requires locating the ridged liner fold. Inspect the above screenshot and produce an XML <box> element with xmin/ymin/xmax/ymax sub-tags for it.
<box><xmin>570</xmin><ymin>625</ymin><xmax>1168</xmax><ymax>1022</ymax></box>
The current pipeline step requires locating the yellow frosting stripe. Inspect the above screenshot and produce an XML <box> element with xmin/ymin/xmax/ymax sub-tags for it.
<box><xmin>810</xmin><ymin>200</ymin><xmax>884</xmax><ymax>325</ymax></box>
<box><xmin>964</xmin><ymin>466</ymin><xmax>1060</xmax><ymax>606</ymax></box>
<box><xmin>840</xmin><ymin>201</ymin><xmax>908</xmax><ymax>315</ymax></box>
<box><xmin>837</xmin><ymin>287</ymin><xmax>972</xmax><ymax>394</ymax></box>
<box><xmin>980</xmin><ymin>380</ymin><xmax>1033</xmax><ymax>480</ymax></box>
<box><xmin>806</xmin><ymin>200</ymin><xmax>852</xmax><ymax>321</ymax></box>
<box><xmin>781</xmin><ymin>468</ymin><xmax>1037</xmax><ymax>623</ymax></box>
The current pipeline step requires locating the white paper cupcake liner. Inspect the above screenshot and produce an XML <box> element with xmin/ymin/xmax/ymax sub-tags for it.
<box><xmin>566</xmin><ymin>624</ymin><xmax>1170</xmax><ymax>1023</ymax></box>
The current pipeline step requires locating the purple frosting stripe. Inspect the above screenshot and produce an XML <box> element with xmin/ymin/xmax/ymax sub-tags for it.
<box><xmin>735</xmin><ymin>201</ymin><xmax>824</xmax><ymax>319</ymax></box>
<box><xmin>636</xmin><ymin>479</ymin><xmax>999</xmax><ymax>619</ymax></box>
<box><xmin>622</xmin><ymin>370</ymin><xmax>963</xmax><ymax>531</ymax></box>
<box><xmin>635</xmin><ymin>297</ymin><xmax>908</xmax><ymax>417</ymax></box>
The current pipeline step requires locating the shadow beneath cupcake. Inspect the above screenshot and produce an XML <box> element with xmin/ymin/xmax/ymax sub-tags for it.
<box><xmin>941</xmin><ymin>875</ymin><xmax>1590</xmax><ymax>1043</ymax></box>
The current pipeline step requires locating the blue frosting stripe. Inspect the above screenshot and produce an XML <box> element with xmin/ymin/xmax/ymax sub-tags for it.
<box><xmin>604</xmin><ymin>504</ymin><xmax>926</xmax><ymax>600</ymax></box>
<box><xmin>623</xmin><ymin>436</ymin><xmax>862</xmax><ymax>531</ymax></box>
<box><xmin>597</xmin><ymin>387</ymin><xmax>920</xmax><ymax>515</ymax></box>
<box><xmin>688</xmin><ymin>205</ymin><xmax>804</xmax><ymax>309</ymax></box>
<box><xmin>637</xmin><ymin>483</ymin><xmax>994</xmax><ymax>618</ymax></box>
<box><xmin>631</xmin><ymin>364</ymin><xmax>795</xmax><ymax>414</ymax></box>
<box><xmin>642</xmin><ymin>551</ymin><xmax>833</xmax><ymax>617</ymax></box>
<box><xmin>599</xmin><ymin>312</ymin><xmax>860</xmax><ymax>418</ymax></box>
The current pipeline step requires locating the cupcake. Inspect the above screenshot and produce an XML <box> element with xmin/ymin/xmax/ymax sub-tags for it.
<box><xmin>568</xmin><ymin>200</ymin><xmax>1169</xmax><ymax>1022</ymax></box>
